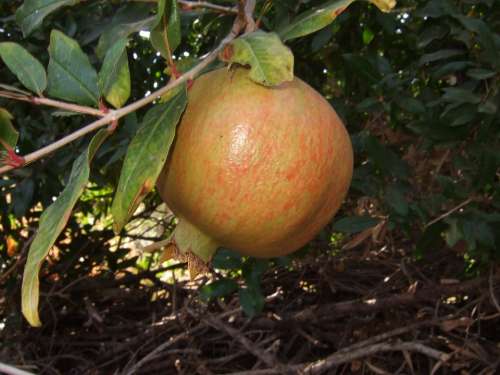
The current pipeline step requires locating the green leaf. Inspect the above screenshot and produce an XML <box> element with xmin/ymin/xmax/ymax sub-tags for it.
<box><xmin>99</xmin><ymin>38</ymin><xmax>130</xmax><ymax>109</ymax></box>
<box><xmin>356</xmin><ymin>97</ymin><xmax>382</xmax><ymax>112</ymax></box>
<box><xmin>431</xmin><ymin>61</ymin><xmax>474</xmax><ymax>79</ymax></box>
<box><xmin>466</xmin><ymin>68</ymin><xmax>496</xmax><ymax>80</ymax></box>
<box><xmin>0</xmin><ymin>108</ymin><xmax>19</xmax><ymax>152</ymax></box>
<box><xmin>239</xmin><ymin>286</ymin><xmax>265</xmax><ymax>317</ymax></box>
<box><xmin>150</xmin><ymin>0</ymin><xmax>181</xmax><ymax>58</ymax></box>
<box><xmin>212</xmin><ymin>248</ymin><xmax>243</xmax><ymax>270</ymax></box>
<box><xmin>96</xmin><ymin>16</ymin><xmax>156</xmax><ymax>60</ymax></box>
<box><xmin>220</xmin><ymin>31</ymin><xmax>294</xmax><ymax>87</ymax></box>
<box><xmin>200</xmin><ymin>279</ymin><xmax>238</xmax><ymax>301</ymax></box>
<box><xmin>395</xmin><ymin>97</ymin><xmax>426</xmax><ymax>113</ymax></box>
<box><xmin>445</xmin><ymin>219</ymin><xmax>462</xmax><ymax>247</ymax></box>
<box><xmin>243</xmin><ymin>259</ymin><xmax>269</xmax><ymax>289</ymax></box>
<box><xmin>442</xmin><ymin>87</ymin><xmax>481</xmax><ymax>104</ymax></box>
<box><xmin>278</xmin><ymin>0</ymin><xmax>396</xmax><ymax>41</ymax></box>
<box><xmin>0</xmin><ymin>42</ymin><xmax>47</xmax><ymax>95</ymax></box>
<box><xmin>15</xmin><ymin>0</ymin><xmax>81</xmax><ymax>37</ymax></box>
<box><xmin>47</xmin><ymin>30</ymin><xmax>100</xmax><ymax>106</ymax></box>
<box><xmin>365</xmin><ymin>136</ymin><xmax>408</xmax><ymax>178</ymax></box>
<box><xmin>21</xmin><ymin>129</ymin><xmax>109</xmax><ymax>327</ymax></box>
<box><xmin>462</xmin><ymin>220</ymin><xmax>495</xmax><ymax>250</ymax></box>
<box><xmin>332</xmin><ymin>216</ymin><xmax>380</xmax><ymax>234</ymax></box>
<box><xmin>453</xmin><ymin>15</ymin><xmax>500</xmax><ymax>68</ymax></box>
<box><xmin>418</xmin><ymin>49</ymin><xmax>465</xmax><ymax>65</ymax></box>
<box><xmin>154</xmin><ymin>0</ymin><xmax>166</xmax><ymax>26</ymax></box>
<box><xmin>362</xmin><ymin>28</ymin><xmax>375</xmax><ymax>45</ymax></box>
<box><xmin>385</xmin><ymin>185</ymin><xmax>408</xmax><ymax>216</ymax></box>
<box><xmin>417</xmin><ymin>25</ymin><xmax>448</xmax><ymax>49</ymax></box>
<box><xmin>415</xmin><ymin>222</ymin><xmax>446</xmax><ymax>255</ymax></box>
<box><xmin>446</xmin><ymin>105</ymin><xmax>477</xmax><ymax>126</ymax></box>
<box><xmin>343</xmin><ymin>54</ymin><xmax>381</xmax><ymax>84</ymax></box>
<box><xmin>478</xmin><ymin>99</ymin><xmax>498</xmax><ymax>114</ymax></box>
<box><xmin>112</xmin><ymin>90</ymin><xmax>187</xmax><ymax>234</ymax></box>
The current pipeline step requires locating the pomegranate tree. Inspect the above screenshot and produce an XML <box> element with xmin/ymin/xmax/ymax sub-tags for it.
<box><xmin>157</xmin><ymin>67</ymin><xmax>353</xmax><ymax>274</ymax></box>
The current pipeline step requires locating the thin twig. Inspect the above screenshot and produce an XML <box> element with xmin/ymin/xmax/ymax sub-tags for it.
<box><xmin>204</xmin><ymin>315</ymin><xmax>286</xmax><ymax>370</ymax></box>
<box><xmin>124</xmin><ymin>290</ymin><xmax>282</xmax><ymax>375</ymax></box>
<box><xmin>121</xmin><ymin>326</ymin><xmax>204</xmax><ymax>375</ymax></box>
<box><xmin>226</xmin><ymin>342</ymin><xmax>450</xmax><ymax>375</ymax></box>
<box><xmin>291</xmin><ymin>275</ymin><xmax>498</xmax><ymax>322</ymax></box>
<box><xmin>0</xmin><ymin>12</ymin><xmax>244</xmax><ymax>176</ymax></box>
<box><xmin>0</xmin><ymin>91</ymin><xmax>105</xmax><ymax>117</ymax></box>
<box><xmin>489</xmin><ymin>267</ymin><xmax>500</xmax><ymax>313</ymax></box>
<box><xmin>243</xmin><ymin>0</ymin><xmax>257</xmax><ymax>33</ymax></box>
<box><xmin>425</xmin><ymin>197</ymin><xmax>474</xmax><ymax>228</ymax></box>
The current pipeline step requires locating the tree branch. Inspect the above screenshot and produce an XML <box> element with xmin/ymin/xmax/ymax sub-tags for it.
<box><xmin>0</xmin><ymin>16</ymin><xmax>244</xmax><ymax>175</ymax></box>
<box><xmin>242</xmin><ymin>0</ymin><xmax>257</xmax><ymax>33</ymax></box>
<box><xmin>0</xmin><ymin>90</ymin><xmax>105</xmax><ymax>117</ymax></box>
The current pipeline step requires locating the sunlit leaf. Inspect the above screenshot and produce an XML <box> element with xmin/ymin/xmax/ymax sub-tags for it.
<box><xmin>0</xmin><ymin>42</ymin><xmax>47</xmax><ymax>95</ymax></box>
<box><xmin>220</xmin><ymin>31</ymin><xmax>294</xmax><ymax>87</ymax></box>
<box><xmin>111</xmin><ymin>90</ymin><xmax>187</xmax><ymax>234</ymax></box>
<box><xmin>47</xmin><ymin>30</ymin><xmax>100</xmax><ymax>106</ymax></box>
<box><xmin>279</xmin><ymin>0</ymin><xmax>396</xmax><ymax>41</ymax></box>
<box><xmin>21</xmin><ymin>129</ymin><xmax>109</xmax><ymax>327</ymax></box>
<box><xmin>99</xmin><ymin>38</ymin><xmax>131</xmax><ymax>108</ymax></box>
<box><xmin>16</xmin><ymin>0</ymin><xmax>81</xmax><ymax>36</ymax></box>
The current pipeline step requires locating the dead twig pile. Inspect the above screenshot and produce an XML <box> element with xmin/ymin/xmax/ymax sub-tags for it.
<box><xmin>1</xmin><ymin>246</ymin><xmax>500</xmax><ymax>374</ymax></box>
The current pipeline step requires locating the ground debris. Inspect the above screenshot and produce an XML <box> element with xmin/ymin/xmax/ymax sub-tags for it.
<box><xmin>1</xmin><ymin>249</ymin><xmax>499</xmax><ymax>375</ymax></box>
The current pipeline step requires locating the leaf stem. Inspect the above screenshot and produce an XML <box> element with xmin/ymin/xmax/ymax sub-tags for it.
<box><xmin>129</xmin><ymin>0</ymin><xmax>238</xmax><ymax>14</ymax></box>
<box><xmin>0</xmin><ymin>13</ymin><xmax>247</xmax><ymax>175</ymax></box>
<box><xmin>178</xmin><ymin>1</ymin><xmax>238</xmax><ymax>14</ymax></box>
<box><xmin>161</xmin><ymin>15</ymin><xmax>179</xmax><ymax>78</ymax></box>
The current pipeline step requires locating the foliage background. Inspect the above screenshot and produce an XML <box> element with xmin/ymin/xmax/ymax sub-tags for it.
<box><xmin>0</xmin><ymin>0</ymin><xmax>499</xmax><ymax>372</ymax></box>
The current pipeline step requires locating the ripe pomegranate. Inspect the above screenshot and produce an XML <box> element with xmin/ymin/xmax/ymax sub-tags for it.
<box><xmin>157</xmin><ymin>67</ymin><xmax>353</xmax><ymax>274</ymax></box>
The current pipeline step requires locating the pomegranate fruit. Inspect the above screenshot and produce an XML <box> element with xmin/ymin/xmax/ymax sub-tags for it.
<box><xmin>156</xmin><ymin>67</ymin><xmax>353</xmax><ymax>273</ymax></box>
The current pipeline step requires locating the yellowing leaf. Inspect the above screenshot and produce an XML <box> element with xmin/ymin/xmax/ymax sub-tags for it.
<box><xmin>220</xmin><ymin>31</ymin><xmax>294</xmax><ymax>87</ymax></box>
<box><xmin>21</xmin><ymin>130</ymin><xmax>109</xmax><ymax>327</ymax></box>
<box><xmin>99</xmin><ymin>38</ymin><xmax>131</xmax><ymax>108</ymax></box>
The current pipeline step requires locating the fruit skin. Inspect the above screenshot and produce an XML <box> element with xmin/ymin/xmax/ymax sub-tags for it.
<box><xmin>157</xmin><ymin>67</ymin><xmax>353</xmax><ymax>259</ymax></box>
